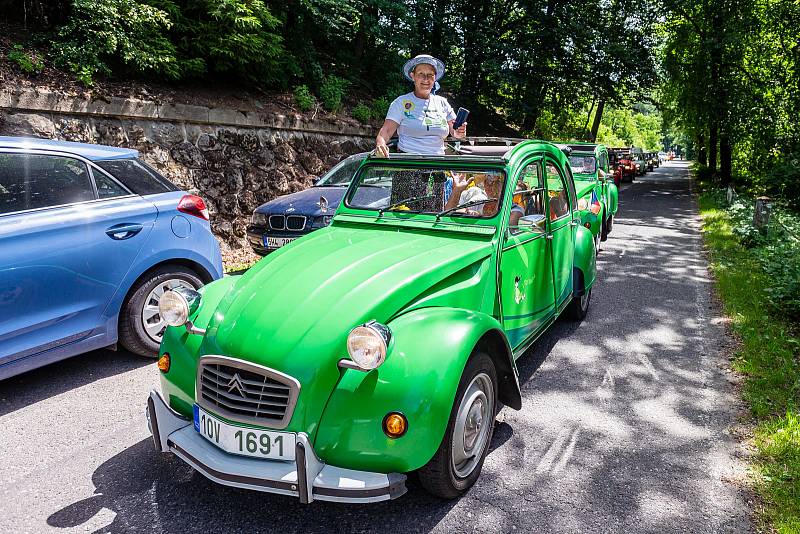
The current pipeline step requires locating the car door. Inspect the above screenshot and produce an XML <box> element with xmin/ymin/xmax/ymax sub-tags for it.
<box><xmin>499</xmin><ymin>158</ymin><xmax>555</xmax><ymax>350</ymax></box>
<box><xmin>0</xmin><ymin>151</ymin><xmax>157</xmax><ymax>365</ymax></box>
<box><xmin>545</xmin><ymin>159</ymin><xmax>576</xmax><ymax>310</ymax></box>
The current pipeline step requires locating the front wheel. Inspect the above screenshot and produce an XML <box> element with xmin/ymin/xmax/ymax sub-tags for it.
<box><xmin>119</xmin><ymin>265</ymin><xmax>204</xmax><ymax>357</ymax></box>
<box><xmin>418</xmin><ymin>353</ymin><xmax>497</xmax><ymax>499</ymax></box>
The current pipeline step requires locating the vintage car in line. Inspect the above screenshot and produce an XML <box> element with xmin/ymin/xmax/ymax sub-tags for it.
<box><xmin>146</xmin><ymin>139</ymin><xmax>597</xmax><ymax>503</ymax></box>
<box><xmin>247</xmin><ymin>152</ymin><xmax>368</xmax><ymax>255</ymax></box>
<box><xmin>564</xmin><ymin>142</ymin><xmax>619</xmax><ymax>251</ymax></box>
<box><xmin>610</xmin><ymin>148</ymin><xmax>637</xmax><ymax>183</ymax></box>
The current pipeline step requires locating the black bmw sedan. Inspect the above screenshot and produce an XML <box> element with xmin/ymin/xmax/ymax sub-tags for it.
<box><xmin>246</xmin><ymin>152</ymin><xmax>367</xmax><ymax>255</ymax></box>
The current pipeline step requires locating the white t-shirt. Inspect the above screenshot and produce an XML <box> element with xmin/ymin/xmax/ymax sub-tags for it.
<box><xmin>386</xmin><ymin>92</ymin><xmax>456</xmax><ymax>155</ymax></box>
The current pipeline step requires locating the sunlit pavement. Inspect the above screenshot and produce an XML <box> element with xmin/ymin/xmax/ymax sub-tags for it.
<box><xmin>0</xmin><ymin>161</ymin><xmax>751</xmax><ymax>533</ymax></box>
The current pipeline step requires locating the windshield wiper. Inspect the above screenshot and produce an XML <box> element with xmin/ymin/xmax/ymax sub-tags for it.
<box><xmin>378</xmin><ymin>194</ymin><xmax>435</xmax><ymax>216</ymax></box>
<box><xmin>435</xmin><ymin>198</ymin><xmax>497</xmax><ymax>221</ymax></box>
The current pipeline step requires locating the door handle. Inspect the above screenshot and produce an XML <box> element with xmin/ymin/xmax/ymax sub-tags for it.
<box><xmin>569</xmin><ymin>221</ymin><xmax>578</xmax><ymax>227</ymax></box>
<box><xmin>106</xmin><ymin>223</ymin><xmax>143</xmax><ymax>240</ymax></box>
<box><xmin>546</xmin><ymin>234</ymin><xmax>554</xmax><ymax>240</ymax></box>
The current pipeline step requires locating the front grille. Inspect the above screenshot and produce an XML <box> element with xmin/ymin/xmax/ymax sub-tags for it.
<box><xmin>286</xmin><ymin>215</ymin><xmax>306</xmax><ymax>230</ymax></box>
<box><xmin>268</xmin><ymin>215</ymin><xmax>306</xmax><ymax>231</ymax></box>
<box><xmin>269</xmin><ymin>215</ymin><xmax>285</xmax><ymax>230</ymax></box>
<box><xmin>196</xmin><ymin>356</ymin><xmax>300</xmax><ymax>429</ymax></box>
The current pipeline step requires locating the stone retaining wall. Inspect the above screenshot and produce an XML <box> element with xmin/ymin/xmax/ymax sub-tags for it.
<box><xmin>0</xmin><ymin>88</ymin><xmax>375</xmax><ymax>248</ymax></box>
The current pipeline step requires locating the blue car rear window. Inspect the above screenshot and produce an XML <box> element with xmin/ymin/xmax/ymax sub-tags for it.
<box><xmin>96</xmin><ymin>158</ymin><xmax>178</xmax><ymax>195</ymax></box>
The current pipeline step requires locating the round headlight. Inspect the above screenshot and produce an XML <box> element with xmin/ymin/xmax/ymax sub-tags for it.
<box><xmin>346</xmin><ymin>322</ymin><xmax>391</xmax><ymax>370</ymax></box>
<box><xmin>159</xmin><ymin>290</ymin><xmax>190</xmax><ymax>327</ymax></box>
<box><xmin>577</xmin><ymin>198</ymin><xmax>589</xmax><ymax>211</ymax></box>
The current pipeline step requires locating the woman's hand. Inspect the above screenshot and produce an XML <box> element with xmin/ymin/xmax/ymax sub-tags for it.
<box><xmin>450</xmin><ymin>172</ymin><xmax>469</xmax><ymax>193</ymax></box>
<box><xmin>453</xmin><ymin>121</ymin><xmax>467</xmax><ymax>139</ymax></box>
<box><xmin>374</xmin><ymin>142</ymin><xmax>390</xmax><ymax>158</ymax></box>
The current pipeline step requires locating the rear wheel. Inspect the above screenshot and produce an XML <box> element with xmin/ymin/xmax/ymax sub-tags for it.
<box><xmin>418</xmin><ymin>353</ymin><xmax>497</xmax><ymax>499</ymax></box>
<box><xmin>567</xmin><ymin>287</ymin><xmax>591</xmax><ymax>321</ymax></box>
<box><xmin>601</xmin><ymin>214</ymin><xmax>612</xmax><ymax>241</ymax></box>
<box><xmin>119</xmin><ymin>265</ymin><xmax>203</xmax><ymax>357</ymax></box>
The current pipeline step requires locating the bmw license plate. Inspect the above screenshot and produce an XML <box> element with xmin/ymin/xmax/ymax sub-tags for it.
<box><xmin>265</xmin><ymin>236</ymin><xmax>296</xmax><ymax>249</ymax></box>
<box><xmin>193</xmin><ymin>405</ymin><xmax>295</xmax><ymax>461</ymax></box>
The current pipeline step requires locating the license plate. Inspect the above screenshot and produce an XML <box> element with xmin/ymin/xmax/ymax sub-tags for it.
<box><xmin>193</xmin><ymin>405</ymin><xmax>295</xmax><ymax>461</ymax></box>
<box><xmin>265</xmin><ymin>236</ymin><xmax>296</xmax><ymax>249</ymax></box>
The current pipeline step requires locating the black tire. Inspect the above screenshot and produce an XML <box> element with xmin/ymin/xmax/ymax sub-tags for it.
<box><xmin>118</xmin><ymin>265</ymin><xmax>204</xmax><ymax>357</ymax></box>
<box><xmin>601</xmin><ymin>214</ymin><xmax>612</xmax><ymax>241</ymax></box>
<box><xmin>418</xmin><ymin>352</ymin><xmax>498</xmax><ymax>499</ymax></box>
<box><xmin>566</xmin><ymin>287</ymin><xmax>591</xmax><ymax>321</ymax></box>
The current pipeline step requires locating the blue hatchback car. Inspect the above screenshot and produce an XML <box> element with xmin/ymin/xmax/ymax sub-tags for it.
<box><xmin>0</xmin><ymin>137</ymin><xmax>223</xmax><ymax>379</ymax></box>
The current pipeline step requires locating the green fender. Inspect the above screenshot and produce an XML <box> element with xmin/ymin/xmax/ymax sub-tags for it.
<box><xmin>313</xmin><ymin>307</ymin><xmax>521</xmax><ymax>474</ymax></box>
<box><xmin>158</xmin><ymin>276</ymin><xmax>240</xmax><ymax>419</ymax></box>
<box><xmin>573</xmin><ymin>225</ymin><xmax>597</xmax><ymax>295</ymax></box>
<box><xmin>606</xmin><ymin>182</ymin><xmax>619</xmax><ymax>217</ymax></box>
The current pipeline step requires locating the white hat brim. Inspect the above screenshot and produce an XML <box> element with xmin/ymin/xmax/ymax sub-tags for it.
<box><xmin>403</xmin><ymin>56</ymin><xmax>445</xmax><ymax>81</ymax></box>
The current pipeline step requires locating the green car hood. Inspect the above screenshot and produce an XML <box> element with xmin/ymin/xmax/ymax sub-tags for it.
<box><xmin>200</xmin><ymin>223</ymin><xmax>494</xmax><ymax>436</ymax></box>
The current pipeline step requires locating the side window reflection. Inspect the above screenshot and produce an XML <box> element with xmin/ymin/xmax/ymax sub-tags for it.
<box><xmin>546</xmin><ymin>162</ymin><xmax>570</xmax><ymax>221</ymax></box>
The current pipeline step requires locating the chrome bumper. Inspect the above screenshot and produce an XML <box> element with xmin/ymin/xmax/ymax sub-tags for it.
<box><xmin>146</xmin><ymin>390</ymin><xmax>406</xmax><ymax>503</ymax></box>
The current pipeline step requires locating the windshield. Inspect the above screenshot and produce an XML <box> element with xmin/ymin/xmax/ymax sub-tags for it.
<box><xmin>568</xmin><ymin>155</ymin><xmax>597</xmax><ymax>177</ymax></box>
<box><xmin>346</xmin><ymin>165</ymin><xmax>506</xmax><ymax>218</ymax></box>
<box><xmin>316</xmin><ymin>154</ymin><xmax>365</xmax><ymax>186</ymax></box>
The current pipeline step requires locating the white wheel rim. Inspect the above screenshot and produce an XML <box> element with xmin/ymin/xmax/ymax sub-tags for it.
<box><xmin>451</xmin><ymin>372</ymin><xmax>495</xmax><ymax>479</ymax></box>
<box><xmin>141</xmin><ymin>278</ymin><xmax>196</xmax><ymax>343</ymax></box>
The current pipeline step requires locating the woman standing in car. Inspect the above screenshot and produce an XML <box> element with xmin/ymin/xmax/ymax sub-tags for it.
<box><xmin>374</xmin><ymin>54</ymin><xmax>467</xmax><ymax>156</ymax></box>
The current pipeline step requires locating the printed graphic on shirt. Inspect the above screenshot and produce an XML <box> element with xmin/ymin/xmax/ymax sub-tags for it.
<box><xmin>402</xmin><ymin>99</ymin><xmax>416</xmax><ymax>118</ymax></box>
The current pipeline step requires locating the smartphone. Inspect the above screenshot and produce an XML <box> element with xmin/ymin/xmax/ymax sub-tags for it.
<box><xmin>453</xmin><ymin>107</ymin><xmax>469</xmax><ymax>130</ymax></box>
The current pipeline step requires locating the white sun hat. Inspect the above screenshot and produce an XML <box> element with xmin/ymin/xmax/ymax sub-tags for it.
<box><xmin>403</xmin><ymin>54</ymin><xmax>446</xmax><ymax>81</ymax></box>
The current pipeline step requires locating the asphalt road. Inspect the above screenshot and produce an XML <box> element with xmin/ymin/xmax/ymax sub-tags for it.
<box><xmin>0</xmin><ymin>161</ymin><xmax>751</xmax><ymax>533</ymax></box>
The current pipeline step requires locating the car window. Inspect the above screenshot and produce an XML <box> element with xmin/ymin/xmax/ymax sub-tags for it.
<box><xmin>347</xmin><ymin>165</ymin><xmax>506</xmax><ymax>218</ymax></box>
<box><xmin>316</xmin><ymin>155</ymin><xmax>364</xmax><ymax>186</ymax></box>
<box><xmin>545</xmin><ymin>161</ymin><xmax>570</xmax><ymax>221</ymax></box>
<box><xmin>91</xmin><ymin>167</ymin><xmax>130</xmax><ymax>199</ymax></box>
<box><xmin>95</xmin><ymin>158</ymin><xmax>177</xmax><ymax>195</ymax></box>
<box><xmin>568</xmin><ymin>155</ymin><xmax>596</xmax><ymax>176</ymax></box>
<box><xmin>0</xmin><ymin>153</ymin><xmax>94</xmax><ymax>214</ymax></box>
<box><xmin>518</xmin><ymin>162</ymin><xmax>545</xmax><ymax>217</ymax></box>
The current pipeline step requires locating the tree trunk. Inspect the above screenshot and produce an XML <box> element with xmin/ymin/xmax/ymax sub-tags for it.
<box><xmin>709</xmin><ymin>125</ymin><xmax>718</xmax><ymax>172</ymax></box>
<box><xmin>590</xmin><ymin>100</ymin><xmax>605</xmax><ymax>141</ymax></box>
<box><xmin>720</xmin><ymin>135</ymin><xmax>732</xmax><ymax>185</ymax></box>
<box><xmin>697</xmin><ymin>133</ymin><xmax>707</xmax><ymax>166</ymax></box>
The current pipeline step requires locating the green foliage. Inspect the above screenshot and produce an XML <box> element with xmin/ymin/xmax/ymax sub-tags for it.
<box><xmin>8</xmin><ymin>44</ymin><xmax>44</xmax><ymax>74</ymax></box>
<box><xmin>351</xmin><ymin>103</ymin><xmax>371</xmax><ymax>124</ymax></box>
<box><xmin>51</xmin><ymin>0</ymin><xmax>179</xmax><ymax>85</ymax></box>
<box><xmin>699</xmin><ymin>193</ymin><xmax>800</xmax><ymax>531</ymax></box>
<box><xmin>293</xmin><ymin>85</ymin><xmax>316</xmax><ymax>112</ymax></box>
<box><xmin>371</xmin><ymin>97</ymin><xmax>389</xmax><ymax>121</ymax></box>
<box><xmin>319</xmin><ymin>75</ymin><xmax>349</xmax><ymax>113</ymax></box>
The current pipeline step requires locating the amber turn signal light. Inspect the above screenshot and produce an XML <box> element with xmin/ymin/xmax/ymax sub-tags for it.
<box><xmin>584</xmin><ymin>222</ymin><xmax>591</xmax><ymax>229</ymax></box>
<box><xmin>158</xmin><ymin>353</ymin><xmax>171</xmax><ymax>373</ymax></box>
<box><xmin>382</xmin><ymin>412</ymin><xmax>408</xmax><ymax>438</ymax></box>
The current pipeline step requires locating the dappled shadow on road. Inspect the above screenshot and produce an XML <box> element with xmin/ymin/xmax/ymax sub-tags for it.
<box><xmin>0</xmin><ymin>347</ymin><xmax>152</xmax><ymax>417</ymax></box>
<box><xmin>45</xmin><ymin>163</ymin><xmax>749</xmax><ymax>533</ymax></box>
<box><xmin>464</xmin><ymin>162</ymin><xmax>750</xmax><ymax>532</ymax></box>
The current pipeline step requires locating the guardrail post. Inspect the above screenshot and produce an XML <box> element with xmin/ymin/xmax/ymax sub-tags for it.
<box><xmin>754</xmin><ymin>196</ymin><xmax>772</xmax><ymax>234</ymax></box>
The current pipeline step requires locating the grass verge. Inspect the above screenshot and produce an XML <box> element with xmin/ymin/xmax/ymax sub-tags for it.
<box><xmin>698</xmin><ymin>193</ymin><xmax>800</xmax><ymax>532</ymax></box>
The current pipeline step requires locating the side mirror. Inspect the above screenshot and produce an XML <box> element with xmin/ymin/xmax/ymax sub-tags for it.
<box><xmin>312</xmin><ymin>177</ymin><xmax>321</xmax><ymax>185</ymax></box>
<box><xmin>511</xmin><ymin>214</ymin><xmax>547</xmax><ymax>235</ymax></box>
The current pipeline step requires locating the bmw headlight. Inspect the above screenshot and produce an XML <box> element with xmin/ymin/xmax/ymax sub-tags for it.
<box><xmin>159</xmin><ymin>287</ymin><xmax>201</xmax><ymax>327</ymax></box>
<box><xmin>346</xmin><ymin>321</ymin><xmax>392</xmax><ymax>370</ymax></box>
<box><xmin>252</xmin><ymin>211</ymin><xmax>267</xmax><ymax>225</ymax></box>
